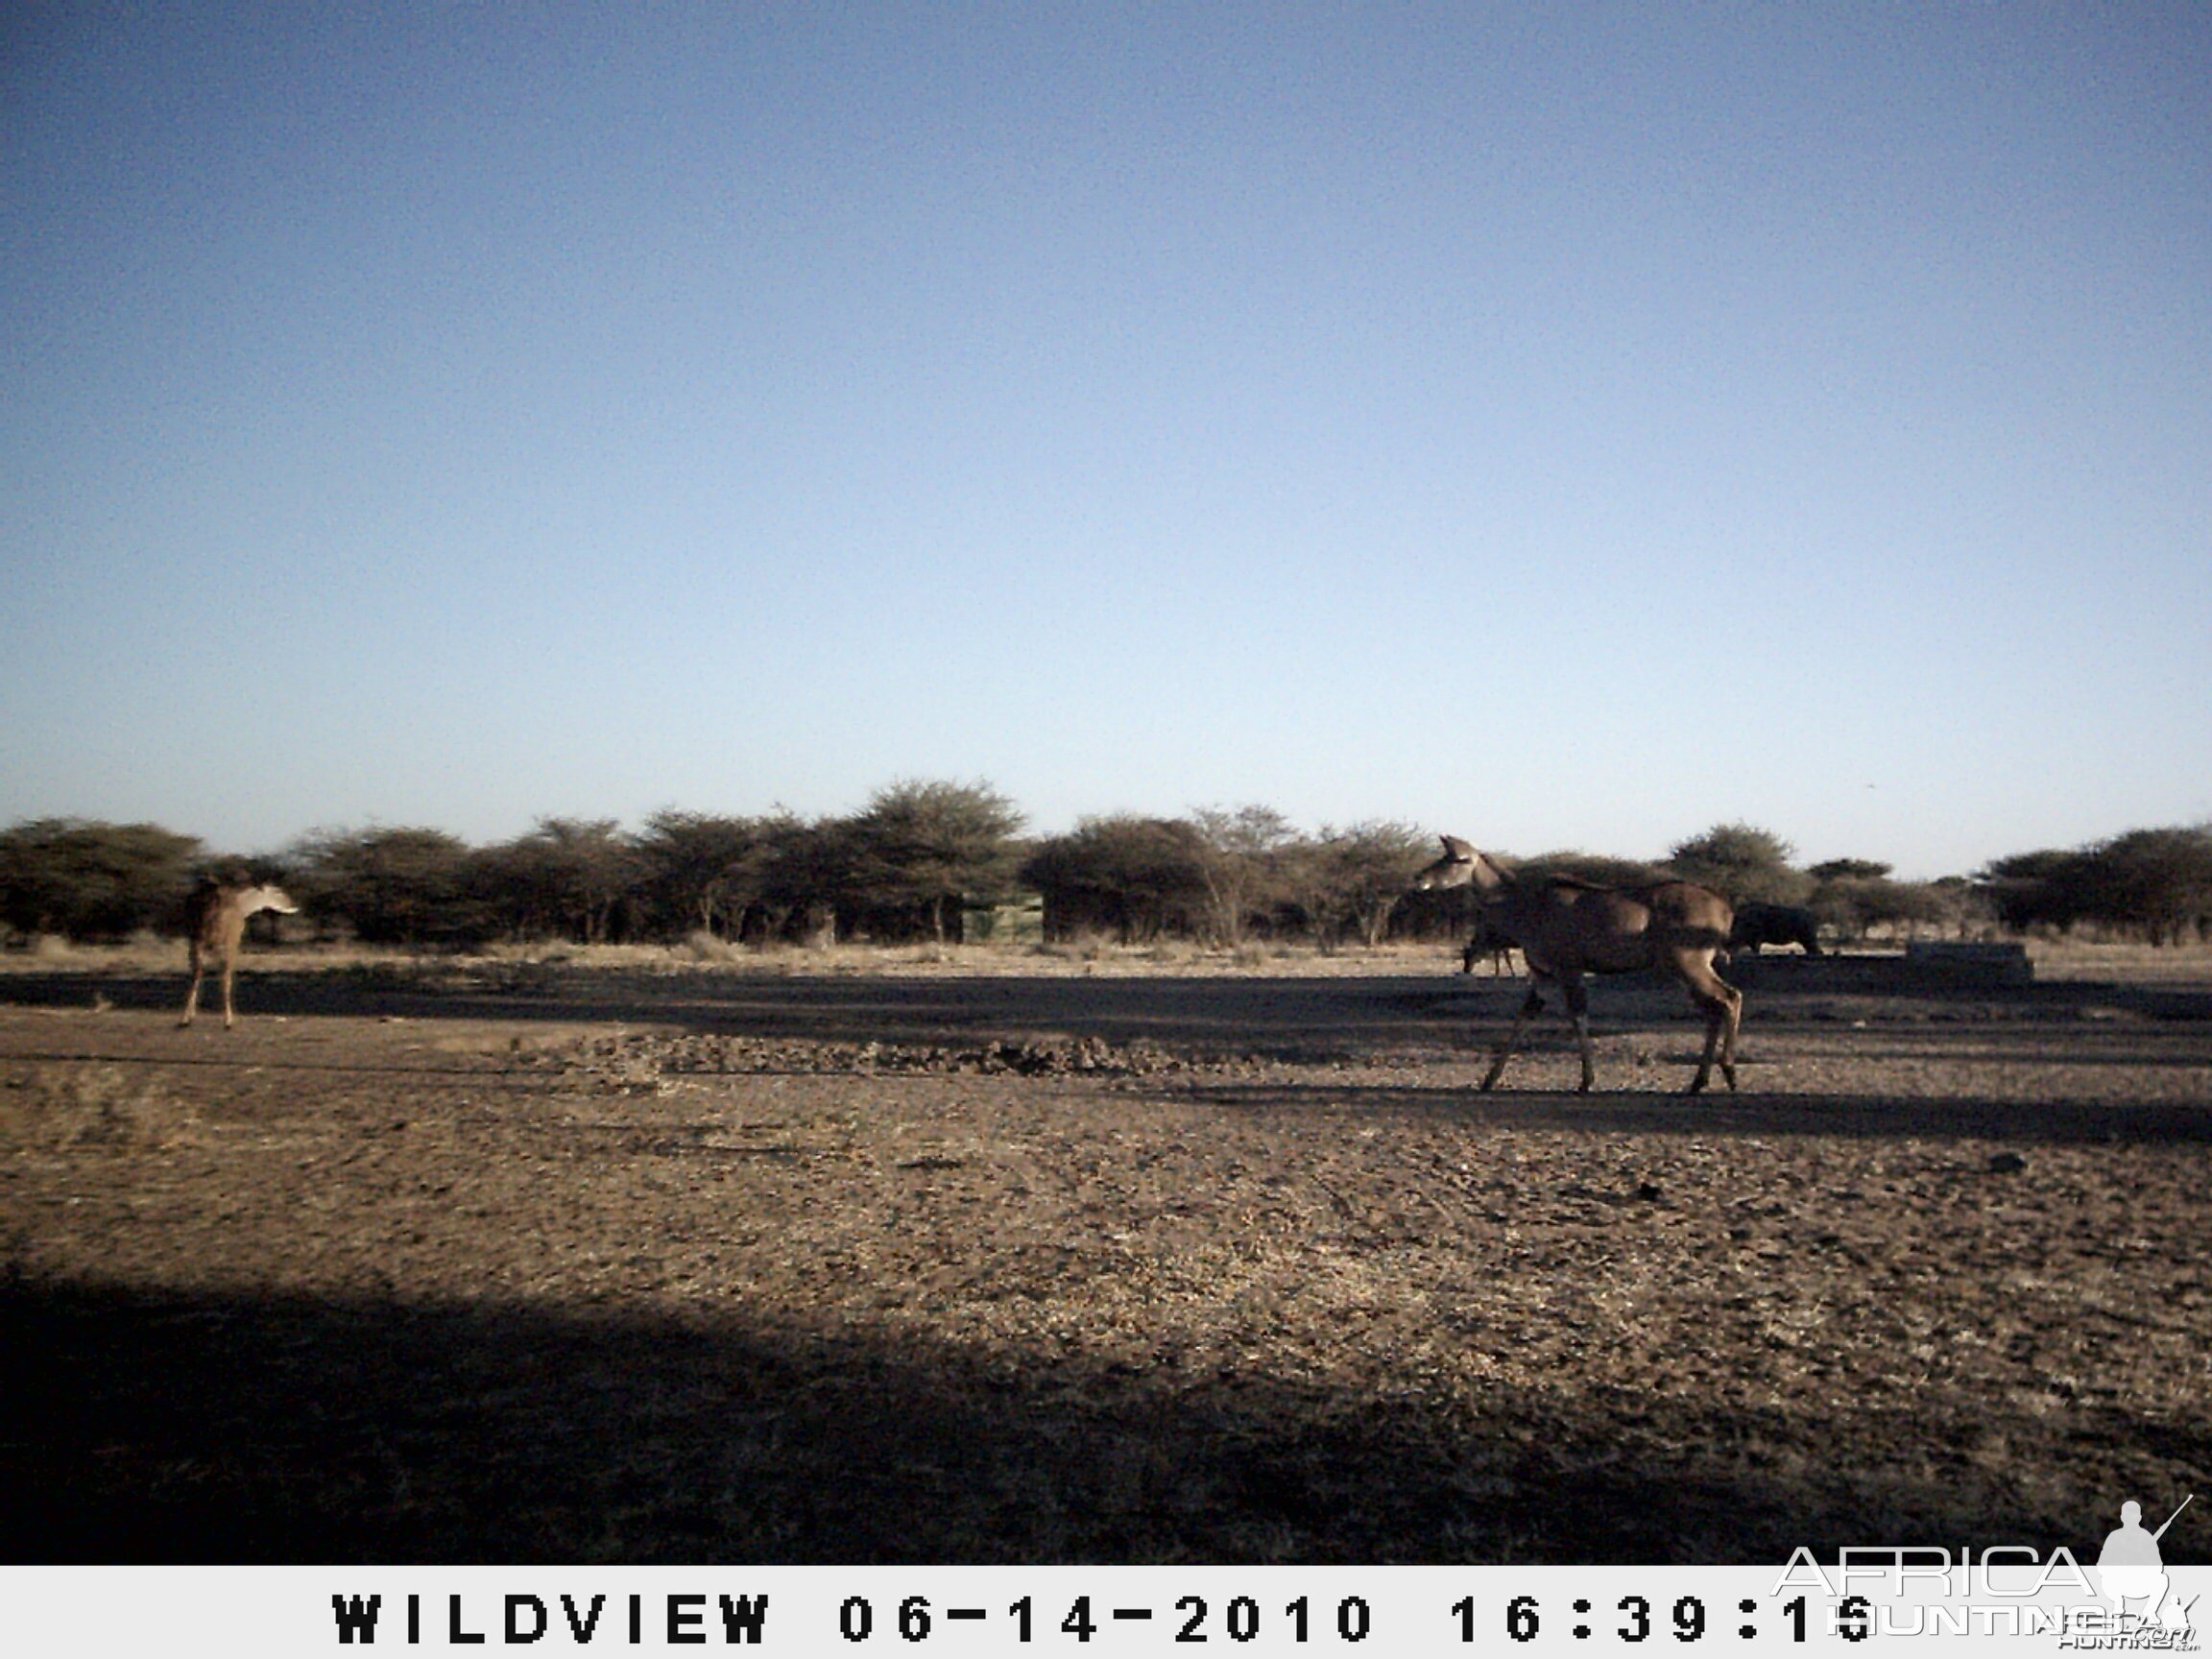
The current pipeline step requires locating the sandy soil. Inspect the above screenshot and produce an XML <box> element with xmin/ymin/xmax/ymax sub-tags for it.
<box><xmin>3</xmin><ymin>948</ymin><xmax>2208</xmax><ymax>1563</ymax></box>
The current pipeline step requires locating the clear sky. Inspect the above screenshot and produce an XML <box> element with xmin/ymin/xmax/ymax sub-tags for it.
<box><xmin>5</xmin><ymin>4</ymin><xmax>2207</xmax><ymax>879</ymax></box>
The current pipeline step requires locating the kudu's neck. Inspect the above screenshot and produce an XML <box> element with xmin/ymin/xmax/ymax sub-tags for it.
<box><xmin>1464</xmin><ymin>851</ymin><xmax>1512</xmax><ymax>894</ymax></box>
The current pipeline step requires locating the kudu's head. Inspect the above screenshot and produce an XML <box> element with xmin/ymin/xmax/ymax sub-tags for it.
<box><xmin>1410</xmin><ymin>835</ymin><xmax>1504</xmax><ymax>893</ymax></box>
<box><xmin>239</xmin><ymin>883</ymin><xmax>301</xmax><ymax>918</ymax></box>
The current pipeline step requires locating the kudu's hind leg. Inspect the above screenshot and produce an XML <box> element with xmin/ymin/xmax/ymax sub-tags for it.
<box><xmin>1562</xmin><ymin>975</ymin><xmax>1598</xmax><ymax>1093</ymax></box>
<box><xmin>1480</xmin><ymin>981</ymin><xmax>1549</xmax><ymax>1092</ymax></box>
<box><xmin>1715</xmin><ymin>980</ymin><xmax>1743</xmax><ymax>1090</ymax></box>
<box><xmin>1688</xmin><ymin>1006</ymin><xmax>1720</xmax><ymax>1094</ymax></box>
<box><xmin>1683</xmin><ymin>961</ymin><xmax>1743</xmax><ymax>1094</ymax></box>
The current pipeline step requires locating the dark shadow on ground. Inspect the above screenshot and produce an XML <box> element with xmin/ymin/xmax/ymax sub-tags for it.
<box><xmin>6</xmin><ymin>968</ymin><xmax>2207</xmax><ymax>1055</ymax></box>
<box><xmin>3</xmin><ymin>971</ymin><xmax>1459</xmax><ymax>1055</ymax></box>
<box><xmin>5</xmin><ymin>1274</ymin><xmax>2190</xmax><ymax>1565</ymax></box>
<box><xmin>1184</xmin><ymin>1081</ymin><xmax>2212</xmax><ymax>1144</ymax></box>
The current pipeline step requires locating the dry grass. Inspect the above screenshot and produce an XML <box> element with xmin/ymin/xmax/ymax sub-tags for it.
<box><xmin>0</xmin><ymin>1061</ymin><xmax>201</xmax><ymax>1150</ymax></box>
<box><xmin>2027</xmin><ymin>936</ymin><xmax>2212</xmax><ymax>985</ymax></box>
<box><xmin>13</xmin><ymin>923</ymin><xmax>2208</xmax><ymax>988</ymax></box>
<box><xmin>0</xmin><ymin>932</ymin><xmax>1463</xmax><ymax>983</ymax></box>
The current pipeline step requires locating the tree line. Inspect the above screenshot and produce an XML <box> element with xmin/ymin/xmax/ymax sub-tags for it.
<box><xmin>2</xmin><ymin>785</ymin><xmax>2207</xmax><ymax>950</ymax></box>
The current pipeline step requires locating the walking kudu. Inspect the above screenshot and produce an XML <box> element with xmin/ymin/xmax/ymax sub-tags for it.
<box><xmin>1412</xmin><ymin>836</ymin><xmax>1742</xmax><ymax>1094</ymax></box>
<box><xmin>180</xmin><ymin>878</ymin><xmax>300</xmax><ymax>1028</ymax></box>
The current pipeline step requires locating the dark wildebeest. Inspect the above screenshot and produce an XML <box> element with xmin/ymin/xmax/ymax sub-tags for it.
<box><xmin>1412</xmin><ymin>836</ymin><xmax>1742</xmax><ymax>1094</ymax></box>
<box><xmin>1728</xmin><ymin>902</ymin><xmax>1823</xmax><ymax>957</ymax></box>
<box><xmin>180</xmin><ymin>878</ymin><xmax>300</xmax><ymax>1028</ymax></box>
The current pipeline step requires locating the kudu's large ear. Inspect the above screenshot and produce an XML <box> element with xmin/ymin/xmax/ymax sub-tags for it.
<box><xmin>1440</xmin><ymin>835</ymin><xmax>1476</xmax><ymax>860</ymax></box>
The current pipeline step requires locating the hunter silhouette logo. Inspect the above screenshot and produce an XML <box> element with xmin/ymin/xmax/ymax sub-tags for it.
<box><xmin>2099</xmin><ymin>1495</ymin><xmax>2195</xmax><ymax>1632</ymax></box>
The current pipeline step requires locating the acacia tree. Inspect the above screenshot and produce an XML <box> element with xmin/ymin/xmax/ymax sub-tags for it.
<box><xmin>1186</xmin><ymin>805</ymin><xmax>1296</xmax><ymax>947</ymax></box>
<box><xmin>636</xmin><ymin>810</ymin><xmax>779</xmax><ymax>940</ymax></box>
<box><xmin>1810</xmin><ymin>857</ymin><xmax>1888</xmax><ymax>941</ymax></box>
<box><xmin>1021</xmin><ymin>815</ymin><xmax>1209</xmax><ymax>943</ymax></box>
<box><xmin>1810</xmin><ymin>858</ymin><xmax>1891</xmax><ymax>882</ymax></box>
<box><xmin>1978</xmin><ymin>829</ymin><xmax>2212</xmax><ymax>942</ymax></box>
<box><xmin>1978</xmin><ymin>848</ymin><xmax>2092</xmax><ymax>933</ymax></box>
<box><xmin>291</xmin><ymin>827</ymin><xmax>488</xmax><ymax>945</ymax></box>
<box><xmin>0</xmin><ymin>818</ymin><xmax>204</xmax><ymax>938</ymax></box>
<box><xmin>1665</xmin><ymin>823</ymin><xmax>1811</xmax><ymax>906</ymax></box>
<box><xmin>1926</xmin><ymin>876</ymin><xmax>1991</xmax><ymax>940</ymax></box>
<box><xmin>751</xmin><ymin>811</ymin><xmax>848</xmax><ymax>943</ymax></box>
<box><xmin>1839</xmin><ymin>878</ymin><xmax>1948</xmax><ymax>941</ymax></box>
<box><xmin>2080</xmin><ymin>827</ymin><xmax>2212</xmax><ymax>945</ymax></box>
<box><xmin>1282</xmin><ymin>821</ymin><xmax>1432</xmax><ymax>950</ymax></box>
<box><xmin>1806</xmin><ymin>857</ymin><xmax>1949</xmax><ymax>941</ymax></box>
<box><xmin>483</xmin><ymin>818</ymin><xmax>641</xmax><ymax>943</ymax></box>
<box><xmin>845</xmin><ymin>780</ymin><xmax>1025</xmax><ymax>942</ymax></box>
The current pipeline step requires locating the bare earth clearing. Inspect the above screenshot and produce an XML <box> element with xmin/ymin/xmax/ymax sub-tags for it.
<box><xmin>3</xmin><ymin>945</ymin><xmax>2208</xmax><ymax>1564</ymax></box>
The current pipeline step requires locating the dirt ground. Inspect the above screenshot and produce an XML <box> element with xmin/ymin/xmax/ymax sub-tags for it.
<box><xmin>3</xmin><ymin>945</ymin><xmax>2208</xmax><ymax>1564</ymax></box>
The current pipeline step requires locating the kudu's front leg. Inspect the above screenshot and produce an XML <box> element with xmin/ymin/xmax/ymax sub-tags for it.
<box><xmin>180</xmin><ymin>944</ymin><xmax>206</xmax><ymax>1028</ymax></box>
<box><xmin>1479</xmin><ymin>983</ymin><xmax>1548</xmax><ymax>1092</ymax></box>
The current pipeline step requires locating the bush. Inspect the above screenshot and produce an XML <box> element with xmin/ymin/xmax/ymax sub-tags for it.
<box><xmin>844</xmin><ymin>780</ymin><xmax>1026</xmax><ymax>943</ymax></box>
<box><xmin>1812</xmin><ymin>876</ymin><xmax>1948</xmax><ymax>942</ymax></box>
<box><xmin>2077</xmin><ymin>827</ymin><xmax>2212</xmax><ymax>945</ymax></box>
<box><xmin>1978</xmin><ymin>827</ymin><xmax>2212</xmax><ymax>943</ymax></box>
<box><xmin>1665</xmin><ymin>824</ymin><xmax>1813</xmax><ymax>906</ymax></box>
<box><xmin>636</xmin><ymin>811</ymin><xmax>777</xmax><ymax>941</ymax></box>
<box><xmin>1185</xmin><ymin>805</ymin><xmax>1298</xmax><ymax>947</ymax></box>
<box><xmin>479</xmin><ymin>818</ymin><xmax>641</xmax><ymax>944</ymax></box>
<box><xmin>290</xmin><ymin>827</ymin><xmax>490</xmax><ymax>946</ymax></box>
<box><xmin>1278</xmin><ymin>821</ymin><xmax>1433</xmax><ymax>950</ymax></box>
<box><xmin>0</xmin><ymin>819</ymin><xmax>204</xmax><ymax>940</ymax></box>
<box><xmin>1022</xmin><ymin>816</ymin><xmax>1210</xmax><ymax>944</ymax></box>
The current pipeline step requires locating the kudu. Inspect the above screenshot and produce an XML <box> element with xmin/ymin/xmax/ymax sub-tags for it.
<box><xmin>1412</xmin><ymin>836</ymin><xmax>1742</xmax><ymax>1094</ymax></box>
<box><xmin>180</xmin><ymin>878</ymin><xmax>300</xmax><ymax>1029</ymax></box>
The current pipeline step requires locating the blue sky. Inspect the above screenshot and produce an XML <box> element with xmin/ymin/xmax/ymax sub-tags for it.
<box><xmin>5</xmin><ymin>4</ymin><xmax>2207</xmax><ymax>878</ymax></box>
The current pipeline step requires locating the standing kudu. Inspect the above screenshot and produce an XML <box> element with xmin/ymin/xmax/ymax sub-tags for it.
<box><xmin>180</xmin><ymin>878</ymin><xmax>300</xmax><ymax>1029</ymax></box>
<box><xmin>1412</xmin><ymin>836</ymin><xmax>1742</xmax><ymax>1094</ymax></box>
